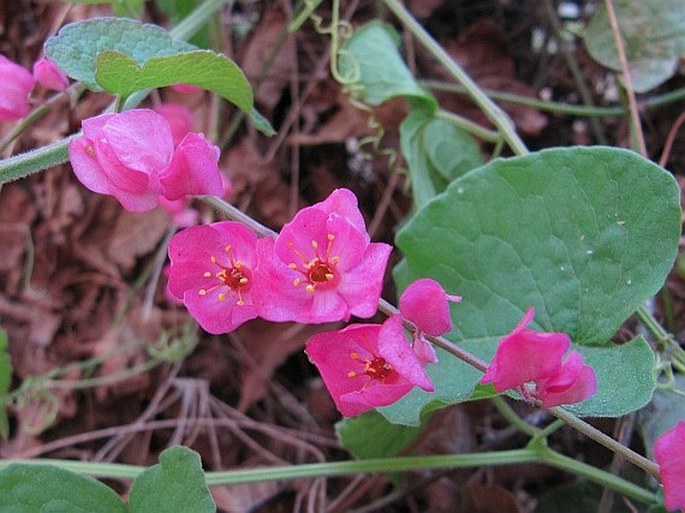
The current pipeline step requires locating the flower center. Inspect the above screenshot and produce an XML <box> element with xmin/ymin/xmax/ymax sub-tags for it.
<box><xmin>198</xmin><ymin>245</ymin><xmax>251</xmax><ymax>305</ymax></box>
<box><xmin>289</xmin><ymin>234</ymin><xmax>340</xmax><ymax>292</ymax></box>
<box><xmin>347</xmin><ymin>352</ymin><xmax>393</xmax><ymax>382</ymax></box>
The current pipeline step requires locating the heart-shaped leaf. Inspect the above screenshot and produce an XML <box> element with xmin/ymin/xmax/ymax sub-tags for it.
<box><xmin>95</xmin><ymin>50</ymin><xmax>253</xmax><ymax>114</ymax></box>
<box><xmin>385</xmin><ymin>146</ymin><xmax>679</xmax><ymax>425</ymax></box>
<box><xmin>0</xmin><ymin>463</ymin><xmax>127</xmax><ymax>513</ymax></box>
<box><xmin>128</xmin><ymin>446</ymin><xmax>215</xmax><ymax>513</ymax></box>
<box><xmin>44</xmin><ymin>17</ymin><xmax>197</xmax><ymax>90</ymax></box>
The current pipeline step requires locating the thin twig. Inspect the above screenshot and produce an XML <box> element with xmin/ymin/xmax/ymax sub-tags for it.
<box><xmin>604</xmin><ymin>0</ymin><xmax>646</xmax><ymax>156</ymax></box>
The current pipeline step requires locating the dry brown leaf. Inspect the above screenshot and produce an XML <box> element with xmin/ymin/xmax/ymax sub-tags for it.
<box><xmin>239</xmin><ymin>4</ymin><xmax>294</xmax><ymax>115</ymax></box>
<box><xmin>234</xmin><ymin>320</ymin><xmax>340</xmax><ymax>411</ymax></box>
<box><xmin>212</xmin><ymin>481</ymin><xmax>287</xmax><ymax>513</ymax></box>
<box><xmin>467</xmin><ymin>485</ymin><xmax>525</xmax><ymax>513</ymax></box>
<box><xmin>437</xmin><ymin>20</ymin><xmax>547</xmax><ymax>136</ymax></box>
<box><xmin>107</xmin><ymin>208</ymin><xmax>169</xmax><ymax>271</ymax></box>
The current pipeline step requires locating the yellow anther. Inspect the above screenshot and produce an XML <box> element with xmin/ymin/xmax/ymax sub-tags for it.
<box><xmin>331</xmin><ymin>256</ymin><xmax>340</xmax><ymax>264</ymax></box>
<box><xmin>203</xmin><ymin>271</ymin><xmax>212</xmax><ymax>277</ymax></box>
<box><xmin>350</xmin><ymin>352</ymin><xmax>359</xmax><ymax>359</ymax></box>
<box><xmin>305</xmin><ymin>284</ymin><xmax>315</xmax><ymax>293</ymax></box>
<box><xmin>237</xmin><ymin>300</ymin><xmax>245</xmax><ymax>306</ymax></box>
<box><xmin>199</xmin><ymin>289</ymin><xmax>207</xmax><ymax>296</ymax></box>
<box><xmin>327</xmin><ymin>234</ymin><xmax>335</xmax><ymax>241</ymax></box>
<box><xmin>234</xmin><ymin>260</ymin><xmax>242</xmax><ymax>268</ymax></box>
<box><xmin>239</xmin><ymin>278</ymin><xmax>248</xmax><ymax>285</ymax></box>
<box><xmin>312</xmin><ymin>240</ymin><xmax>319</xmax><ymax>249</ymax></box>
<box><xmin>210</xmin><ymin>256</ymin><xmax>217</xmax><ymax>263</ymax></box>
<box><xmin>293</xmin><ymin>278</ymin><xmax>301</xmax><ymax>286</ymax></box>
<box><xmin>288</xmin><ymin>263</ymin><xmax>298</xmax><ymax>270</ymax></box>
<box><xmin>225</xmin><ymin>244</ymin><xmax>232</xmax><ymax>252</ymax></box>
<box><xmin>347</xmin><ymin>371</ymin><xmax>357</xmax><ymax>378</ymax></box>
<box><xmin>218</xmin><ymin>293</ymin><xmax>226</xmax><ymax>302</ymax></box>
<box><xmin>324</xmin><ymin>273</ymin><xmax>334</xmax><ymax>281</ymax></box>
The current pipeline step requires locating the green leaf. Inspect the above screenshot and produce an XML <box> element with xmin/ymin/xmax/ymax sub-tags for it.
<box><xmin>95</xmin><ymin>50</ymin><xmax>253</xmax><ymax>114</ymax></box>
<box><xmin>400</xmin><ymin>105</ymin><xmax>483</xmax><ymax>208</ymax></box>
<box><xmin>567</xmin><ymin>335</ymin><xmax>655</xmax><ymax>417</ymax></box>
<box><xmin>339</xmin><ymin>21</ymin><xmax>435</xmax><ymax>109</ymax></box>
<box><xmin>387</xmin><ymin>147</ymin><xmax>680</xmax><ymax>424</ymax></box>
<box><xmin>336</xmin><ymin>411</ymin><xmax>422</xmax><ymax>459</ymax></box>
<box><xmin>0</xmin><ymin>464</ymin><xmax>127</xmax><ymax>513</ymax></box>
<box><xmin>583</xmin><ymin>0</ymin><xmax>685</xmax><ymax>92</ymax></box>
<box><xmin>44</xmin><ymin>17</ymin><xmax>198</xmax><ymax>90</ymax></box>
<box><xmin>0</xmin><ymin>329</ymin><xmax>11</xmax><ymax>439</ymax></box>
<box><xmin>128</xmin><ymin>446</ymin><xmax>215</xmax><ymax>513</ymax></box>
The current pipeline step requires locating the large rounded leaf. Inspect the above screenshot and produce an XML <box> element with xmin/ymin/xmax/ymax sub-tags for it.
<box><xmin>387</xmin><ymin>146</ymin><xmax>680</xmax><ymax>425</ymax></box>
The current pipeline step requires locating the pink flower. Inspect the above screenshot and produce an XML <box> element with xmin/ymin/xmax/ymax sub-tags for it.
<box><xmin>481</xmin><ymin>308</ymin><xmax>596</xmax><ymax>408</ymax></box>
<box><xmin>399</xmin><ymin>278</ymin><xmax>461</xmax><ymax>364</ymax></box>
<box><xmin>32</xmin><ymin>57</ymin><xmax>69</xmax><ymax>92</ymax></box>
<box><xmin>153</xmin><ymin>103</ymin><xmax>194</xmax><ymax>145</ymax></box>
<box><xmin>399</xmin><ymin>278</ymin><xmax>461</xmax><ymax>336</ymax></box>
<box><xmin>0</xmin><ymin>54</ymin><xmax>34</xmax><ymax>120</ymax></box>
<box><xmin>305</xmin><ymin>315</ymin><xmax>434</xmax><ymax>417</ymax></box>
<box><xmin>68</xmin><ymin>109</ymin><xmax>223</xmax><ymax>212</ymax></box>
<box><xmin>253</xmin><ymin>188</ymin><xmax>392</xmax><ymax>323</ymax></box>
<box><xmin>654</xmin><ymin>421</ymin><xmax>685</xmax><ymax>511</ymax></box>
<box><xmin>171</xmin><ymin>83</ymin><xmax>201</xmax><ymax>94</ymax></box>
<box><xmin>167</xmin><ymin>221</ymin><xmax>259</xmax><ymax>334</ymax></box>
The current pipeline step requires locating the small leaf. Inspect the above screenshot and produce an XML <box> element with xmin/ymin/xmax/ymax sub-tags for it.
<box><xmin>339</xmin><ymin>21</ymin><xmax>435</xmax><ymax>109</ymax></box>
<box><xmin>95</xmin><ymin>50</ymin><xmax>253</xmax><ymax>114</ymax></box>
<box><xmin>387</xmin><ymin>147</ymin><xmax>680</xmax><ymax>424</ymax></box>
<box><xmin>44</xmin><ymin>17</ymin><xmax>198</xmax><ymax>90</ymax></box>
<box><xmin>583</xmin><ymin>0</ymin><xmax>685</xmax><ymax>92</ymax></box>
<box><xmin>400</xmin><ymin>104</ymin><xmax>483</xmax><ymax>208</ymax></box>
<box><xmin>336</xmin><ymin>411</ymin><xmax>422</xmax><ymax>459</ymax></box>
<box><xmin>0</xmin><ymin>329</ymin><xmax>11</xmax><ymax>439</ymax></box>
<box><xmin>128</xmin><ymin>446</ymin><xmax>215</xmax><ymax>513</ymax></box>
<box><xmin>0</xmin><ymin>464</ymin><xmax>127</xmax><ymax>513</ymax></box>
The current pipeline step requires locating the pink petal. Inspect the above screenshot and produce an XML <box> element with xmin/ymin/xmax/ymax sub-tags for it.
<box><xmin>98</xmin><ymin>109</ymin><xmax>174</xmax><ymax>173</ymax></box>
<box><xmin>316</xmin><ymin>188</ymin><xmax>368</xmax><ymax>235</ymax></box>
<box><xmin>413</xmin><ymin>335</ymin><xmax>439</xmax><ymax>365</ymax></box>
<box><xmin>68</xmin><ymin>136</ymin><xmax>114</xmax><ymax>195</ymax></box>
<box><xmin>160</xmin><ymin>132</ymin><xmax>223</xmax><ymax>200</ymax></box>
<box><xmin>654</xmin><ymin>421</ymin><xmax>685</xmax><ymax>511</ymax></box>
<box><xmin>481</xmin><ymin>308</ymin><xmax>570</xmax><ymax>392</ymax></box>
<box><xmin>167</xmin><ymin>222</ymin><xmax>259</xmax><ymax>334</ymax></box>
<box><xmin>538</xmin><ymin>352</ymin><xmax>597</xmax><ymax>408</ymax></box>
<box><xmin>153</xmin><ymin>103</ymin><xmax>194</xmax><ymax>146</ymax></box>
<box><xmin>0</xmin><ymin>55</ymin><xmax>34</xmax><ymax>120</ymax></box>
<box><xmin>171</xmin><ymin>83</ymin><xmax>201</xmax><ymax>94</ymax></box>
<box><xmin>32</xmin><ymin>57</ymin><xmax>68</xmax><ymax>91</ymax></box>
<box><xmin>336</xmin><ymin>242</ymin><xmax>393</xmax><ymax>319</ymax></box>
<box><xmin>305</xmin><ymin>324</ymin><xmax>384</xmax><ymax>416</ymax></box>
<box><xmin>399</xmin><ymin>278</ymin><xmax>461</xmax><ymax>336</ymax></box>
<box><xmin>378</xmin><ymin>315</ymin><xmax>434</xmax><ymax>391</ymax></box>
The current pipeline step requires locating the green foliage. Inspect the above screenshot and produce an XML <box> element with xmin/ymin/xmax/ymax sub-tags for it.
<box><xmin>155</xmin><ymin>0</ymin><xmax>209</xmax><ymax>47</ymax></box>
<box><xmin>0</xmin><ymin>329</ymin><xmax>11</xmax><ymax>439</ymax></box>
<box><xmin>339</xmin><ymin>21</ymin><xmax>435</xmax><ymax>108</ymax></box>
<box><xmin>128</xmin><ymin>446</ymin><xmax>216</xmax><ymax>513</ymax></box>
<box><xmin>583</xmin><ymin>0</ymin><xmax>685</xmax><ymax>92</ymax></box>
<box><xmin>400</xmin><ymin>104</ymin><xmax>484</xmax><ymax>208</ymax></box>
<box><xmin>384</xmin><ymin>147</ymin><xmax>680</xmax><ymax>425</ymax></box>
<box><xmin>44</xmin><ymin>17</ymin><xmax>197</xmax><ymax>90</ymax></box>
<box><xmin>0</xmin><ymin>464</ymin><xmax>127</xmax><ymax>513</ymax></box>
<box><xmin>336</xmin><ymin>411</ymin><xmax>422</xmax><ymax>459</ymax></box>
<box><xmin>95</xmin><ymin>50</ymin><xmax>253</xmax><ymax>114</ymax></box>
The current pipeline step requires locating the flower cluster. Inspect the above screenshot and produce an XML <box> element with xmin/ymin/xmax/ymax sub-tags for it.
<box><xmin>69</xmin><ymin>108</ymin><xmax>224</xmax><ymax>212</ymax></box>
<box><xmin>0</xmin><ymin>54</ymin><xmax>68</xmax><ymax>122</ymax></box>
<box><xmin>654</xmin><ymin>421</ymin><xmax>685</xmax><ymax>511</ymax></box>
<box><xmin>167</xmin><ymin>188</ymin><xmax>392</xmax><ymax>332</ymax></box>
<box><xmin>481</xmin><ymin>308</ymin><xmax>597</xmax><ymax>408</ymax></box>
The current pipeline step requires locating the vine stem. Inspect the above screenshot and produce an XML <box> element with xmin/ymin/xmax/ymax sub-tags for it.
<box><xmin>381</xmin><ymin>0</ymin><xmax>528</xmax><ymax>156</ymax></box>
<box><xmin>0</xmin><ymin>447</ymin><xmax>655</xmax><ymax>503</ymax></box>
